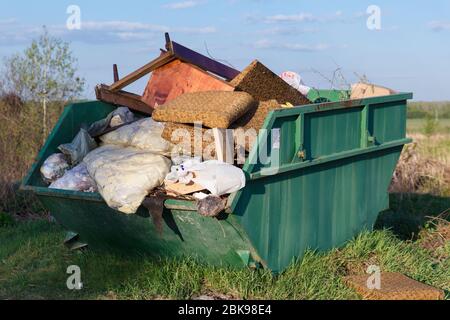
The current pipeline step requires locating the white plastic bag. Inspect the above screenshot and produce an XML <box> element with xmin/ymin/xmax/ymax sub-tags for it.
<box><xmin>88</xmin><ymin>107</ymin><xmax>137</xmax><ymax>136</ymax></box>
<box><xmin>110</xmin><ymin>107</ymin><xmax>136</xmax><ymax>127</ymax></box>
<box><xmin>49</xmin><ymin>163</ymin><xmax>97</xmax><ymax>192</ymax></box>
<box><xmin>58</xmin><ymin>128</ymin><xmax>97</xmax><ymax>165</ymax></box>
<box><xmin>165</xmin><ymin>156</ymin><xmax>202</xmax><ymax>184</ymax></box>
<box><xmin>280</xmin><ymin>71</ymin><xmax>311</xmax><ymax>96</ymax></box>
<box><xmin>40</xmin><ymin>153</ymin><xmax>70</xmax><ymax>183</ymax></box>
<box><xmin>83</xmin><ymin>145</ymin><xmax>171</xmax><ymax>214</ymax></box>
<box><xmin>100</xmin><ymin>118</ymin><xmax>173</xmax><ymax>155</ymax></box>
<box><xmin>189</xmin><ymin>160</ymin><xmax>246</xmax><ymax>196</ymax></box>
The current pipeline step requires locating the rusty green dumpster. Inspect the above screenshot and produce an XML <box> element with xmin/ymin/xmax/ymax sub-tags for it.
<box><xmin>22</xmin><ymin>92</ymin><xmax>412</xmax><ymax>273</ymax></box>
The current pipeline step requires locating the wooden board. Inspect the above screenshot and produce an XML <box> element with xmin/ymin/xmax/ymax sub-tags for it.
<box><xmin>108</xmin><ymin>33</ymin><xmax>239</xmax><ymax>92</ymax></box>
<box><xmin>344</xmin><ymin>272</ymin><xmax>444</xmax><ymax>300</ymax></box>
<box><xmin>95</xmin><ymin>84</ymin><xmax>153</xmax><ymax>115</ymax></box>
<box><xmin>351</xmin><ymin>82</ymin><xmax>396</xmax><ymax>99</ymax></box>
<box><xmin>213</xmin><ymin>128</ymin><xmax>234</xmax><ymax>164</ymax></box>
<box><xmin>230</xmin><ymin>60</ymin><xmax>309</xmax><ymax>105</ymax></box>
<box><xmin>108</xmin><ymin>51</ymin><xmax>175</xmax><ymax>92</ymax></box>
<box><xmin>171</xmin><ymin>41</ymin><xmax>240</xmax><ymax>81</ymax></box>
<box><xmin>165</xmin><ymin>181</ymin><xmax>205</xmax><ymax>196</ymax></box>
<box><xmin>142</xmin><ymin>59</ymin><xmax>234</xmax><ymax>107</ymax></box>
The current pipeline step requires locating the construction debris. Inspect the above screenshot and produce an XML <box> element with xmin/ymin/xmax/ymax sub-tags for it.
<box><xmin>344</xmin><ymin>272</ymin><xmax>445</xmax><ymax>300</ymax></box>
<box><xmin>43</xmin><ymin>32</ymin><xmax>402</xmax><ymax>218</ymax></box>
<box><xmin>95</xmin><ymin>84</ymin><xmax>152</xmax><ymax>115</ymax></box>
<box><xmin>232</xmin><ymin>99</ymin><xmax>281</xmax><ymax>152</ymax></box>
<box><xmin>350</xmin><ymin>82</ymin><xmax>397</xmax><ymax>99</ymax></box>
<box><xmin>142</xmin><ymin>59</ymin><xmax>234</xmax><ymax>107</ymax></box>
<box><xmin>152</xmin><ymin>91</ymin><xmax>257</xmax><ymax>129</ymax></box>
<box><xmin>230</xmin><ymin>60</ymin><xmax>310</xmax><ymax>105</ymax></box>
<box><xmin>197</xmin><ymin>195</ymin><xmax>226</xmax><ymax>217</ymax></box>
<box><xmin>96</xmin><ymin>33</ymin><xmax>240</xmax><ymax>114</ymax></box>
<box><xmin>165</xmin><ymin>181</ymin><xmax>205</xmax><ymax>196</ymax></box>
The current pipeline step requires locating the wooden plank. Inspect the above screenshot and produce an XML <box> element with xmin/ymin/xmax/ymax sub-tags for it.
<box><xmin>113</xmin><ymin>64</ymin><xmax>119</xmax><ymax>82</ymax></box>
<box><xmin>109</xmin><ymin>51</ymin><xmax>176</xmax><ymax>92</ymax></box>
<box><xmin>109</xmin><ymin>33</ymin><xmax>239</xmax><ymax>93</ymax></box>
<box><xmin>165</xmin><ymin>181</ymin><xmax>205</xmax><ymax>196</ymax></box>
<box><xmin>351</xmin><ymin>82</ymin><xmax>396</xmax><ymax>99</ymax></box>
<box><xmin>344</xmin><ymin>272</ymin><xmax>444</xmax><ymax>300</ymax></box>
<box><xmin>171</xmin><ymin>41</ymin><xmax>240</xmax><ymax>80</ymax></box>
<box><xmin>142</xmin><ymin>59</ymin><xmax>234</xmax><ymax>107</ymax></box>
<box><xmin>95</xmin><ymin>84</ymin><xmax>153</xmax><ymax>115</ymax></box>
<box><xmin>213</xmin><ymin>128</ymin><xmax>235</xmax><ymax>164</ymax></box>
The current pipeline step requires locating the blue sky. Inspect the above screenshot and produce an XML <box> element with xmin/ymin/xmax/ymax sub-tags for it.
<box><xmin>0</xmin><ymin>0</ymin><xmax>449</xmax><ymax>100</ymax></box>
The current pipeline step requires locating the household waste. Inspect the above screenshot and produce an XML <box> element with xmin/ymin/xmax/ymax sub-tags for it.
<box><xmin>83</xmin><ymin>145</ymin><xmax>171</xmax><ymax>214</ymax></box>
<box><xmin>49</xmin><ymin>162</ymin><xmax>97</xmax><ymax>193</ymax></box>
<box><xmin>40</xmin><ymin>107</ymin><xmax>247</xmax><ymax>216</ymax></box>
<box><xmin>41</xmin><ymin>39</ymin><xmax>355</xmax><ymax>217</ymax></box>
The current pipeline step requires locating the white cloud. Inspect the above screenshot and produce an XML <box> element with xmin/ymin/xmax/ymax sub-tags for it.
<box><xmin>163</xmin><ymin>1</ymin><xmax>202</xmax><ymax>10</ymax></box>
<box><xmin>75</xmin><ymin>20</ymin><xmax>216</xmax><ymax>34</ymax></box>
<box><xmin>80</xmin><ymin>21</ymin><xmax>169</xmax><ymax>32</ymax></box>
<box><xmin>254</xmin><ymin>10</ymin><xmax>362</xmax><ymax>25</ymax></box>
<box><xmin>428</xmin><ymin>21</ymin><xmax>450</xmax><ymax>32</ymax></box>
<box><xmin>264</xmin><ymin>13</ymin><xmax>317</xmax><ymax>23</ymax></box>
<box><xmin>256</xmin><ymin>26</ymin><xmax>319</xmax><ymax>36</ymax></box>
<box><xmin>0</xmin><ymin>18</ymin><xmax>17</xmax><ymax>25</ymax></box>
<box><xmin>0</xmin><ymin>20</ymin><xmax>217</xmax><ymax>46</ymax></box>
<box><xmin>284</xmin><ymin>43</ymin><xmax>329</xmax><ymax>52</ymax></box>
<box><xmin>253</xmin><ymin>39</ymin><xmax>272</xmax><ymax>49</ymax></box>
<box><xmin>252</xmin><ymin>39</ymin><xmax>329</xmax><ymax>52</ymax></box>
<box><xmin>175</xmin><ymin>26</ymin><xmax>216</xmax><ymax>34</ymax></box>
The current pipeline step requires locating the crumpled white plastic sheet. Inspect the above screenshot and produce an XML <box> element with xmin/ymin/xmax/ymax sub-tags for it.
<box><xmin>40</xmin><ymin>153</ymin><xmax>70</xmax><ymax>183</ymax></box>
<box><xmin>88</xmin><ymin>107</ymin><xmax>137</xmax><ymax>137</ymax></box>
<box><xmin>110</xmin><ymin>107</ymin><xmax>136</xmax><ymax>127</ymax></box>
<box><xmin>49</xmin><ymin>162</ymin><xmax>97</xmax><ymax>192</ymax></box>
<box><xmin>83</xmin><ymin>145</ymin><xmax>171</xmax><ymax>214</ymax></box>
<box><xmin>190</xmin><ymin>160</ymin><xmax>246</xmax><ymax>196</ymax></box>
<box><xmin>100</xmin><ymin>118</ymin><xmax>173</xmax><ymax>156</ymax></box>
<box><xmin>165</xmin><ymin>156</ymin><xmax>202</xmax><ymax>184</ymax></box>
<box><xmin>58</xmin><ymin>128</ymin><xmax>97</xmax><ymax>165</ymax></box>
<box><xmin>169</xmin><ymin>160</ymin><xmax>246</xmax><ymax>196</ymax></box>
<box><xmin>280</xmin><ymin>71</ymin><xmax>311</xmax><ymax>96</ymax></box>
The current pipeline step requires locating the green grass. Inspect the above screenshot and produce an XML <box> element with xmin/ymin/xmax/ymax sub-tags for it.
<box><xmin>407</xmin><ymin>101</ymin><xmax>450</xmax><ymax>119</ymax></box>
<box><xmin>0</xmin><ymin>101</ymin><xmax>448</xmax><ymax>300</ymax></box>
<box><xmin>0</xmin><ymin>219</ymin><xmax>448</xmax><ymax>300</ymax></box>
<box><xmin>407</xmin><ymin>118</ymin><xmax>450</xmax><ymax>135</ymax></box>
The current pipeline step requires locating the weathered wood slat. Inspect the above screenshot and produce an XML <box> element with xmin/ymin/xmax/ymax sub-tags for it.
<box><xmin>108</xmin><ymin>52</ymin><xmax>176</xmax><ymax>92</ymax></box>
<box><xmin>171</xmin><ymin>41</ymin><xmax>240</xmax><ymax>81</ymax></box>
<box><xmin>95</xmin><ymin>84</ymin><xmax>153</xmax><ymax>114</ymax></box>
<box><xmin>142</xmin><ymin>59</ymin><xmax>234</xmax><ymax>107</ymax></box>
<box><xmin>113</xmin><ymin>64</ymin><xmax>119</xmax><ymax>82</ymax></box>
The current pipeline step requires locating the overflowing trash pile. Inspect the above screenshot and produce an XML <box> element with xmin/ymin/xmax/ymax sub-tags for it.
<box><xmin>40</xmin><ymin>105</ymin><xmax>249</xmax><ymax>216</ymax></box>
<box><xmin>40</xmin><ymin>33</ymin><xmax>397</xmax><ymax>218</ymax></box>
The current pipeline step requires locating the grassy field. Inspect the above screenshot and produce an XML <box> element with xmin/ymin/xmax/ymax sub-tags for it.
<box><xmin>407</xmin><ymin>118</ymin><xmax>450</xmax><ymax>135</ymax></box>
<box><xmin>0</xmin><ymin>101</ymin><xmax>449</xmax><ymax>300</ymax></box>
<box><xmin>0</xmin><ymin>219</ymin><xmax>448</xmax><ymax>300</ymax></box>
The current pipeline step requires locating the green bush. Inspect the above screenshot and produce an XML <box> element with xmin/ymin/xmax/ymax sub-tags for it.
<box><xmin>408</xmin><ymin>101</ymin><xmax>450</xmax><ymax>119</ymax></box>
<box><xmin>423</xmin><ymin>115</ymin><xmax>439</xmax><ymax>137</ymax></box>
<box><xmin>0</xmin><ymin>212</ymin><xmax>15</xmax><ymax>227</ymax></box>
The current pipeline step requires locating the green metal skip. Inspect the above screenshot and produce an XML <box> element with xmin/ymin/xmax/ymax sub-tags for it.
<box><xmin>22</xmin><ymin>92</ymin><xmax>412</xmax><ymax>273</ymax></box>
